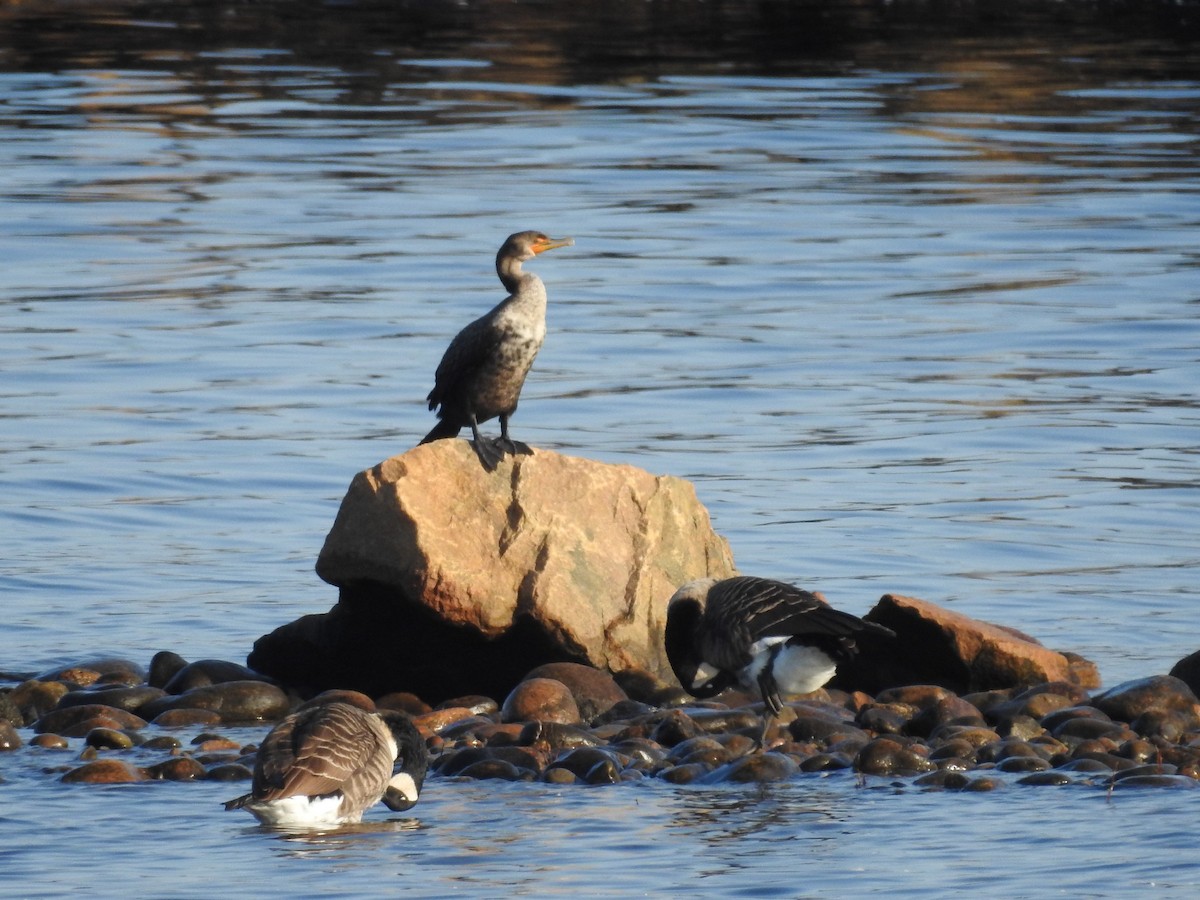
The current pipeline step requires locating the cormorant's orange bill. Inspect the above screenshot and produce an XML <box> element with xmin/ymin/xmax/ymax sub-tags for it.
<box><xmin>531</xmin><ymin>236</ymin><xmax>574</xmax><ymax>254</ymax></box>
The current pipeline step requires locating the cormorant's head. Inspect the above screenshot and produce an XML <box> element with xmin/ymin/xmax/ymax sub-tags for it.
<box><xmin>502</xmin><ymin>231</ymin><xmax>574</xmax><ymax>262</ymax></box>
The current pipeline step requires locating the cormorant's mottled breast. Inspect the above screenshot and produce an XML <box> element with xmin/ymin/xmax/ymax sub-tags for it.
<box><xmin>421</xmin><ymin>230</ymin><xmax>573</xmax><ymax>471</ymax></box>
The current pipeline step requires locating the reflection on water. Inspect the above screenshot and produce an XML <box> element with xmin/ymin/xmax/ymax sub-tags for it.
<box><xmin>2</xmin><ymin>1</ymin><xmax>1200</xmax><ymax>895</ymax></box>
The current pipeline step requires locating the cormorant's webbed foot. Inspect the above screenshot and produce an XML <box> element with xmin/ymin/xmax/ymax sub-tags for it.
<box><xmin>503</xmin><ymin>438</ymin><xmax>533</xmax><ymax>457</ymax></box>
<box><xmin>470</xmin><ymin>437</ymin><xmax>503</xmax><ymax>472</ymax></box>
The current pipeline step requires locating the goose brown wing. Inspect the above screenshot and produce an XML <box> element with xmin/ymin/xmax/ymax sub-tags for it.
<box><xmin>252</xmin><ymin>703</ymin><xmax>389</xmax><ymax>802</ymax></box>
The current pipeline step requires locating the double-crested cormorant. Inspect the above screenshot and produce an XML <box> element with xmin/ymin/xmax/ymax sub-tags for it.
<box><xmin>664</xmin><ymin>575</ymin><xmax>893</xmax><ymax>746</ymax></box>
<box><xmin>421</xmin><ymin>230</ymin><xmax>573</xmax><ymax>471</ymax></box>
<box><xmin>223</xmin><ymin>702</ymin><xmax>428</xmax><ymax>828</ymax></box>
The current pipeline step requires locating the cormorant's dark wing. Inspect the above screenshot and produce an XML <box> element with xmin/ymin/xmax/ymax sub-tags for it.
<box><xmin>427</xmin><ymin>314</ymin><xmax>505</xmax><ymax>412</ymax></box>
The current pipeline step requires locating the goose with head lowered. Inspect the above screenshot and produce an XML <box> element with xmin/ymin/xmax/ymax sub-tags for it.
<box><xmin>665</xmin><ymin>575</ymin><xmax>893</xmax><ymax>746</ymax></box>
<box><xmin>224</xmin><ymin>701</ymin><xmax>428</xmax><ymax>828</ymax></box>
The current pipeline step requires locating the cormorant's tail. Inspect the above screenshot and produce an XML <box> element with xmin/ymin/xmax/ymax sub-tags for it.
<box><xmin>421</xmin><ymin>419</ymin><xmax>462</xmax><ymax>445</ymax></box>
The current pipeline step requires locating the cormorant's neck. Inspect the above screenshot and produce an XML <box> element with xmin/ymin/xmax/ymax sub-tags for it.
<box><xmin>496</xmin><ymin>253</ymin><xmax>529</xmax><ymax>293</ymax></box>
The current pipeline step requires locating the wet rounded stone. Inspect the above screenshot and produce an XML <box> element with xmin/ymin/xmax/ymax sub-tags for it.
<box><xmin>1052</xmin><ymin>717</ymin><xmax>1127</xmax><ymax>742</ymax></box>
<box><xmin>376</xmin><ymin>691</ymin><xmax>433</xmax><ymax>716</ymax></box>
<box><xmin>995</xmin><ymin>715</ymin><xmax>1046</xmax><ymax>742</ymax></box>
<box><xmin>148</xmin><ymin>651</ymin><xmax>188</xmax><ymax>689</ymax></box>
<box><xmin>299</xmin><ymin>689</ymin><xmax>377</xmax><ymax>712</ymax></box>
<box><xmin>435</xmin><ymin>715</ymin><xmax>496</xmax><ymax>743</ymax></box>
<box><xmin>0</xmin><ymin>721</ymin><xmax>22</xmax><ymax>750</ymax></box>
<box><xmin>875</xmin><ymin>685</ymin><xmax>957</xmax><ymax>708</ymax></box>
<box><xmin>1056</xmin><ymin>763</ymin><xmax>1118</xmax><ymax>777</ymax></box>
<box><xmin>141</xmin><ymin>735</ymin><xmax>182</xmax><ymax>751</ymax></box>
<box><xmin>584</xmin><ymin>758</ymin><xmax>622</xmax><ymax>785</ymax></box>
<box><xmin>989</xmin><ymin>690</ymin><xmax>1074</xmax><ymax>724</ymax></box>
<box><xmin>147</xmin><ymin>757</ymin><xmax>208</xmax><ymax>781</ymax></box>
<box><xmin>611</xmin><ymin>738</ymin><xmax>667</xmax><ymax>770</ymax></box>
<box><xmin>928</xmin><ymin>725</ymin><xmax>1002</xmax><ymax>749</ymax></box>
<box><xmin>61</xmin><ymin>759</ymin><xmax>148</xmax><ymax>784</ymax></box>
<box><xmin>651</xmin><ymin>710</ymin><xmax>702</xmax><ymax>747</ymax></box>
<box><xmin>799</xmin><ymin>752</ymin><xmax>854</xmax><ymax>772</ymax></box>
<box><xmin>686</xmin><ymin>708</ymin><xmax>761</xmax><ymax>736</ymax></box>
<box><xmin>1017</xmin><ymin>771</ymin><xmax>1074</xmax><ymax>786</ymax></box>
<box><xmin>667</xmin><ymin>736</ymin><xmax>726</xmax><ymax>763</ymax></box>
<box><xmin>855</xmin><ymin>738</ymin><xmax>937</xmax><ymax>776</ymax></box>
<box><xmin>30</xmin><ymin>733</ymin><xmax>68</xmax><ymax>750</ymax></box>
<box><xmin>204</xmin><ymin>763</ymin><xmax>252</xmax><ymax>781</ymax></box>
<box><xmin>856</xmin><ymin>705</ymin><xmax>912</xmax><ymax>735</ymax></box>
<box><xmin>84</xmin><ymin>728</ymin><xmax>136</xmax><ymax>750</ymax></box>
<box><xmin>1040</xmin><ymin>706</ymin><xmax>1112</xmax><ymax>732</ymax></box>
<box><xmin>519</xmin><ymin>721</ymin><xmax>602</xmax><ymax>750</ymax></box>
<box><xmin>658</xmin><ymin>762</ymin><xmax>712</xmax><ymax>785</ymax></box>
<box><xmin>58</xmin><ymin>685</ymin><xmax>166</xmax><ymax>714</ymax></box>
<box><xmin>193</xmin><ymin>736</ymin><xmax>241</xmax><ymax>752</ymax></box>
<box><xmin>34</xmin><ymin>704</ymin><xmax>148</xmax><ymax>737</ymax></box>
<box><xmin>417</xmin><ymin>707</ymin><xmax>477</xmax><ymax>734</ymax></box>
<box><xmin>906</xmin><ymin>696</ymin><xmax>987</xmax><ymax>738</ymax></box>
<box><xmin>9</xmin><ymin>680</ymin><xmax>69</xmax><ymax>723</ymax></box>
<box><xmin>789</xmin><ymin>712</ymin><xmax>865</xmax><ymax>744</ymax></box>
<box><xmin>707</xmin><ymin>752</ymin><xmax>799</xmax><ymax>784</ymax></box>
<box><xmin>1131</xmin><ymin>709</ymin><xmax>1197</xmax><ymax>741</ymax></box>
<box><xmin>915</xmin><ymin>770</ymin><xmax>973</xmax><ymax>790</ymax></box>
<box><xmin>929</xmin><ymin>739</ymin><xmax>977</xmax><ymax>762</ymax></box>
<box><xmin>437</xmin><ymin>746</ymin><xmax>493</xmax><ymax>775</ymax></box>
<box><xmin>459</xmin><ymin>758</ymin><xmax>529</xmax><ymax>781</ymax></box>
<box><xmin>593</xmin><ymin>699</ymin><xmax>657</xmax><ymax>726</ymax></box>
<box><xmin>1073</xmin><ymin>749</ymin><xmax>1136</xmax><ymax>771</ymax></box>
<box><xmin>435</xmin><ymin>695</ymin><xmax>497</xmax><ymax>717</ymax></box>
<box><xmin>163</xmin><ymin>659</ymin><xmax>273</xmax><ymax>694</ymax></box>
<box><xmin>1111</xmin><ymin>763</ymin><xmax>1178</xmax><ymax>781</ymax></box>
<box><xmin>996</xmin><ymin>756</ymin><xmax>1050</xmax><ymax>774</ymax></box>
<box><xmin>963</xmin><ymin>776</ymin><xmax>1004</xmax><ymax>792</ymax></box>
<box><xmin>1110</xmin><ymin>774</ymin><xmax>1198</xmax><ymax>789</ymax></box>
<box><xmin>524</xmin><ymin>663</ymin><xmax>628</xmax><ymax>722</ymax></box>
<box><xmin>39</xmin><ymin>658</ymin><xmax>146</xmax><ymax>687</ymax></box>
<box><xmin>542</xmin><ymin>766</ymin><xmax>579</xmax><ymax>785</ymax></box>
<box><xmin>551</xmin><ymin>747</ymin><xmax>625</xmax><ymax>779</ymax></box>
<box><xmin>149</xmin><ymin>708</ymin><xmax>223</xmax><ymax>728</ymax></box>
<box><xmin>675</xmin><ymin>745</ymin><xmax>734</xmax><ymax>768</ymax></box>
<box><xmin>149</xmin><ymin>681</ymin><xmax>291</xmax><ymax>723</ymax></box>
<box><xmin>1092</xmin><ymin>675</ymin><xmax>1200</xmax><ymax>727</ymax></box>
<box><xmin>501</xmin><ymin>678</ymin><xmax>580</xmax><ymax>725</ymax></box>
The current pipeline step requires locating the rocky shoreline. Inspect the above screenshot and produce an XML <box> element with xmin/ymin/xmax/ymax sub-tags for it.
<box><xmin>3</xmin><ymin>652</ymin><xmax>1200</xmax><ymax>794</ymax></box>
<box><xmin>6</xmin><ymin>448</ymin><xmax>1197</xmax><ymax>796</ymax></box>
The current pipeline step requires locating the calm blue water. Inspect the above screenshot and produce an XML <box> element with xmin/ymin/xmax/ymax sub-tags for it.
<box><xmin>2</xmin><ymin>1</ymin><xmax>1199</xmax><ymax>895</ymax></box>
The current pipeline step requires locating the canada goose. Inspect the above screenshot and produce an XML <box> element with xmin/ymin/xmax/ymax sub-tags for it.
<box><xmin>224</xmin><ymin>701</ymin><xmax>427</xmax><ymax>827</ymax></box>
<box><xmin>665</xmin><ymin>576</ymin><xmax>893</xmax><ymax>745</ymax></box>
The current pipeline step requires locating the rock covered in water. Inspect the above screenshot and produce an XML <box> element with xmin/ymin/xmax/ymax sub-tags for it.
<box><xmin>248</xmin><ymin>443</ymin><xmax>736</xmax><ymax>702</ymax></box>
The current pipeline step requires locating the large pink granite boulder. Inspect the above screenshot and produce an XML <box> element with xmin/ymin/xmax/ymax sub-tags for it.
<box><xmin>248</xmin><ymin>442</ymin><xmax>735</xmax><ymax>702</ymax></box>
